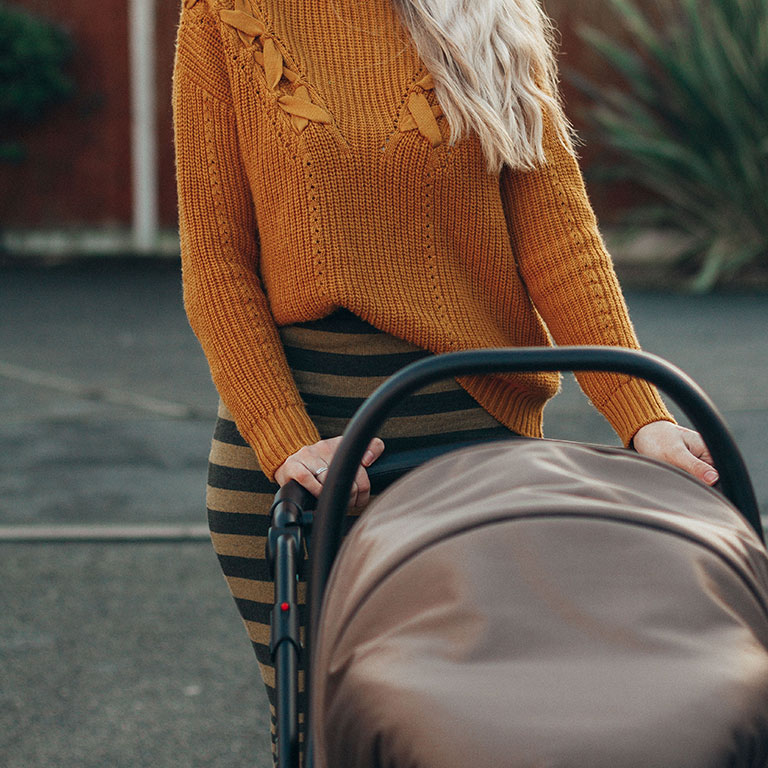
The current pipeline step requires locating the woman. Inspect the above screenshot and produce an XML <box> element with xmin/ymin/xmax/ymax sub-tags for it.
<box><xmin>173</xmin><ymin>0</ymin><xmax>716</xmax><ymax>757</ymax></box>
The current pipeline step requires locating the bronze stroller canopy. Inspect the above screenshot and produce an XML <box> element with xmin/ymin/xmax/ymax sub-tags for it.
<box><xmin>312</xmin><ymin>439</ymin><xmax>768</xmax><ymax>768</ymax></box>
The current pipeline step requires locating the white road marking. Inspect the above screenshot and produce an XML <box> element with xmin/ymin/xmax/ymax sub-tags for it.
<box><xmin>0</xmin><ymin>524</ymin><xmax>211</xmax><ymax>542</ymax></box>
<box><xmin>0</xmin><ymin>360</ymin><xmax>205</xmax><ymax>418</ymax></box>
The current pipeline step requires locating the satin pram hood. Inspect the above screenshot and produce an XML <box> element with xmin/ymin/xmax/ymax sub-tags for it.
<box><xmin>312</xmin><ymin>440</ymin><xmax>768</xmax><ymax>768</ymax></box>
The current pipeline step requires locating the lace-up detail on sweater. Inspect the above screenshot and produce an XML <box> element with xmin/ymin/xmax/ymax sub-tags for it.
<box><xmin>220</xmin><ymin>0</ymin><xmax>332</xmax><ymax>133</ymax></box>
<box><xmin>400</xmin><ymin>73</ymin><xmax>443</xmax><ymax>147</ymax></box>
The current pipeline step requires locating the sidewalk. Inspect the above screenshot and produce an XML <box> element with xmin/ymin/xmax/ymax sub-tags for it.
<box><xmin>1</xmin><ymin>260</ymin><xmax>766</xmax><ymax>767</ymax></box>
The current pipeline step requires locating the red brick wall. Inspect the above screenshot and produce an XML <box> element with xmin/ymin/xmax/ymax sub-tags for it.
<box><xmin>157</xmin><ymin>0</ymin><xmax>182</xmax><ymax>229</ymax></box>
<box><xmin>0</xmin><ymin>0</ymin><xmax>179</xmax><ymax>229</ymax></box>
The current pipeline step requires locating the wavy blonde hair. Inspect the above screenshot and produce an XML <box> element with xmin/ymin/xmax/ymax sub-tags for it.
<box><xmin>391</xmin><ymin>0</ymin><xmax>574</xmax><ymax>172</ymax></box>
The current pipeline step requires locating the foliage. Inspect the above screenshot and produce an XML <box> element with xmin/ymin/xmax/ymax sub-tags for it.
<box><xmin>575</xmin><ymin>0</ymin><xmax>768</xmax><ymax>291</ymax></box>
<box><xmin>0</xmin><ymin>1</ymin><xmax>74</xmax><ymax>161</ymax></box>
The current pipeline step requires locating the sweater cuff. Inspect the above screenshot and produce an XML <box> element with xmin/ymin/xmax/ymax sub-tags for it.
<box><xmin>598</xmin><ymin>378</ymin><xmax>676</xmax><ymax>448</ymax></box>
<box><xmin>237</xmin><ymin>404</ymin><xmax>322</xmax><ymax>482</ymax></box>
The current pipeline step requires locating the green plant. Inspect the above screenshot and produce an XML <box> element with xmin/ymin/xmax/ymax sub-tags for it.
<box><xmin>0</xmin><ymin>1</ymin><xmax>74</xmax><ymax>161</ymax></box>
<box><xmin>574</xmin><ymin>0</ymin><xmax>768</xmax><ymax>291</ymax></box>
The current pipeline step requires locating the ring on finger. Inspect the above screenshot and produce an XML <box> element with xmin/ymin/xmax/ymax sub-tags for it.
<box><xmin>314</xmin><ymin>466</ymin><xmax>329</xmax><ymax>479</ymax></box>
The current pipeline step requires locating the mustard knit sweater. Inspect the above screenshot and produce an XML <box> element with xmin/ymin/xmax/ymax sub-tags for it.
<box><xmin>173</xmin><ymin>0</ymin><xmax>673</xmax><ymax>480</ymax></box>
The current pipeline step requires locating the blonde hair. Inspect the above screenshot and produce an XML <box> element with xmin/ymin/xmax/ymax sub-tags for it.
<box><xmin>391</xmin><ymin>0</ymin><xmax>574</xmax><ymax>172</ymax></box>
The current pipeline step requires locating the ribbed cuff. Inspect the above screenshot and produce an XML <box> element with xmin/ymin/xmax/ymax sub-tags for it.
<box><xmin>598</xmin><ymin>378</ymin><xmax>676</xmax><ymax>447</ymax></box>
<box><xmin>237</xmin><ymin>403</ymin><xmax>321</xmax><ymax>481</ymax></box>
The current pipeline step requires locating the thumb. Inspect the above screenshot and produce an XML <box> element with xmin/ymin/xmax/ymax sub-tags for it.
<box><xmin>684</xmin><ymin>455</ymin><xmax>719</xmax><ymax>486</ymax></box>
<box><xmin>362</xmin><ymin>437</ymin><xmax>385</xmax><ymax>467</ymax></box>
<box><xmin>680</xmin><ymin>430</ymin><xmax>719</xmax><ymax>486</ymax></box>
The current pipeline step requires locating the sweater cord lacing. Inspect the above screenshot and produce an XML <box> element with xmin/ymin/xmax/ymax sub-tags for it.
<box><xmin>220</xmin><ymin>1</ymin><xmax>332</xmax><ymax>134</ymax></box>
<box><xmin>400</xmin><ymin>73</ymin><xmax>443</xmax><ymax>147</ymax></box>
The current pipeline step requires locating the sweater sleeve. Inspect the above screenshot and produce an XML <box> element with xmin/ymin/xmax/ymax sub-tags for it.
<box><xmin>500</xmin><ymin>118</ymin><xmax>674</xmax><ymax>446</ymax></box>
<box><xmin>173</xmin><ymin>1</ymin><xmax>320</xmax><ymax>479</ymax></box>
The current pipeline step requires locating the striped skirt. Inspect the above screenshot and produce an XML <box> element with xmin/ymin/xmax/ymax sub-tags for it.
<box><xmin>205</xmin><ymin>310</ymin><xmax>514</xmax><ymax>763</ymax></box>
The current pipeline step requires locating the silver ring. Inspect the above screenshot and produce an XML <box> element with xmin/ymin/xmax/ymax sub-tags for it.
<box><xmin>314</xmin><ymin>466</ymin><xmax>329</xmax><ymax>478</ymax></box>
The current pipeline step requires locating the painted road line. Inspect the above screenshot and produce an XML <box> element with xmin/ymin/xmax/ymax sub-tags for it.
<box><xmin>0</xmin><ymin>524</ymin><xmax>211</xmax><ymax>542</ymax></box>
<box><xmin>0</xmin><ymin>360</ymin><xmax>209</xmax><ymax>419</ymax></box>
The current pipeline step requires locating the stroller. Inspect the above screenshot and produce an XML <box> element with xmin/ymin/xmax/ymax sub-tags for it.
<box><xmin>267</xmin><ymin>347</ymin><xmax>768</xmax><ymax>768</ymax></box>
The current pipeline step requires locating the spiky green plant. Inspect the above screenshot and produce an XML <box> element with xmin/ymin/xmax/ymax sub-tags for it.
<box><xmin>575</xmin><ymin>0</ymin><xmax>768</xmax><ymax>291</ymax></box>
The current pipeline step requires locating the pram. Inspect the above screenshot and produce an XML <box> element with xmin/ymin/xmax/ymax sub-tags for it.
<box><xmin>267</xmin><ymin>347</ymin><xmax>768</xmax><ymax>768</ymax></box>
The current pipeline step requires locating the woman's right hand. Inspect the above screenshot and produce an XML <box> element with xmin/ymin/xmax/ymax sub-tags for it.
<box><xmin>273</xmin><ymin>436</ymin><xmax>385</xmax><ymax>509</ymax></box>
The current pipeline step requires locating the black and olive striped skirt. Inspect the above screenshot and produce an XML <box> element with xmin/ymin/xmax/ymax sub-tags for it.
<box><xmin>205</xmin><ymin>310</ymin><xmax>513</xmax><ymax>762</ymax></box>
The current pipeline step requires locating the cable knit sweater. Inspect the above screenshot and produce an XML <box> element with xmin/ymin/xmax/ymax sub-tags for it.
<box><xmin>173</xmin><ymin>0</ymin><xmax>673</xmax><ymax>479</ymax></box>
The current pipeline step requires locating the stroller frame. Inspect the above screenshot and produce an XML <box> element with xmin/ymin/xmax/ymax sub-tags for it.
<box><xmin>266</xmin><ymin>345</ymin><xmax>762</xmax><ymax>768</ymax></box>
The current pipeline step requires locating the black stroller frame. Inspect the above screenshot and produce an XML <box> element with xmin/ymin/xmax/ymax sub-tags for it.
<box><xmin>266</xmin><ymin>346</ymin><xmax>763</xmax><ymax>768</ymax></box>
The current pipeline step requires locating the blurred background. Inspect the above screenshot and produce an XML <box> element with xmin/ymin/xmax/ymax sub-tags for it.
<box><xmin>1</xmin><ymin>1</ymin><xmax>766</xmax><ymax>766</ymax></box>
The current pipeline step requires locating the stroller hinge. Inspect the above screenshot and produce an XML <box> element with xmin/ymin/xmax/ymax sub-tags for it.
<box><xmin>270</xmin><ymin>599</ymin><xmax>302</xmax><ymax>658</ymax></box>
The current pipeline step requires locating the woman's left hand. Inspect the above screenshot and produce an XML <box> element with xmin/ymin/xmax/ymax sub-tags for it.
<box><xmin>632</xmin><ymin>421</ymin><xmax>719</xmax><ymax>486</ymax></box>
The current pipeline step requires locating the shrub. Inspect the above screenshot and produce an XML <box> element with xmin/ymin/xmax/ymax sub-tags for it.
<box><xmin>0</xmin><ymin>1</ymin><xmax>74</xmax><ymax>161</ymax></box>
<box><xmin>574</xmin><ymin>0</ymin><xmax>768</xmax><ymax>291</ymax></box>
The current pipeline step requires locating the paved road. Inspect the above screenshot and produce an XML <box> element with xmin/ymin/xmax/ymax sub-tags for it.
<box><xmin>1</xmin><ymin>261</ymin><xmax>767</xmax><ymax>767</ymax></box>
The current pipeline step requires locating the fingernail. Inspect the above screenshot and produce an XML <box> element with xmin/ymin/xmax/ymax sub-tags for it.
<box><xmin>363</xmin><ymin>450</ymin><xmax>374</xmax><ymax>466</ymax></box>
<box><xmin>704</xmin><ymin>470</ymin><xmax>719</xmax><ymax>485</ymax></box>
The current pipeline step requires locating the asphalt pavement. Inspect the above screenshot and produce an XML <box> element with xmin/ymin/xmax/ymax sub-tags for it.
<box><xmin>1</xmin><ymin>260</ymin><xmax>767</xmax><ymax>767</ymax></box>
